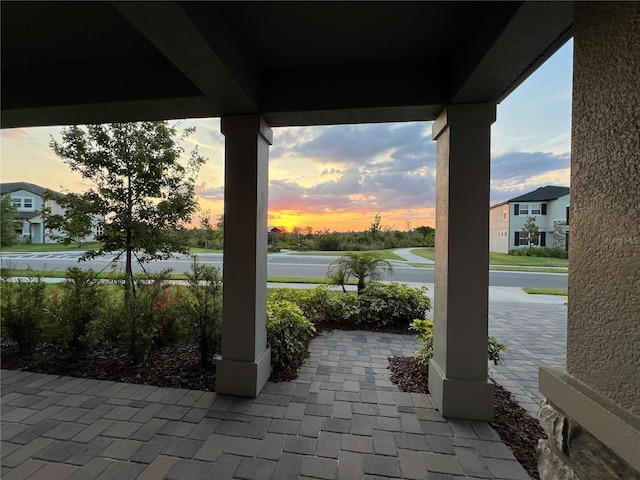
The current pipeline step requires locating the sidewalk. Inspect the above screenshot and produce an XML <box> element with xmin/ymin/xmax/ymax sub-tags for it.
<box><xmin>1</xmin><ymin>330</ymin><xmax>531</xmax><ymax>480</ymax></box>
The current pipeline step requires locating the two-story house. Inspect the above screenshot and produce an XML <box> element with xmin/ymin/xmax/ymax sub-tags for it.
<box><xmin>0</xmin><ymin>181</ymin><xmax>102</xmax><ymax>244</ymax></box>
<box><xmin>489</xmin><ymin>185</ymin><xmax>570</xmax><ymax>253</ymax></box>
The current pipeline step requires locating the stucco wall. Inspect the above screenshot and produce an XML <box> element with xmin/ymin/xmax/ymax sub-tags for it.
<box><xmin>568</xmin><ymin>2</ymin><xmax>640</xmax><ymax>415</ymax></box>
<box><xmin>489</xmin><ymin>203</ymin><xmax>509</xmax><ymax>253</ymax></box>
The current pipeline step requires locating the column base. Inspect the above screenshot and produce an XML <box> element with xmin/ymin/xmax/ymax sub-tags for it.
<box><xmin>215</xmin><ymin>348</ymin><xmax>271</xmax><ymax>397</ymax></box>
<box><xmin>429</xmin><ymin>359</ymin><xmax>494</xmax><ymax>421</ymax></box>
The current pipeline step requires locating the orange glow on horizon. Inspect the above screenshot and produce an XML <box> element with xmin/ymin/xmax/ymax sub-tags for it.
<box><xmin>193</xmin><ymin>198</ymin><xmax>435</xmax><ymax>232</ymax></box>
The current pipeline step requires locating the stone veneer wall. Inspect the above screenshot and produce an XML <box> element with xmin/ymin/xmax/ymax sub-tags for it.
<box><xmin>538</xmin><ymin>401</ymin><xmax>640</xmax><ymax>480</ymax></box>
<box><xmin>552</xmin><ymin>221</ymin><xmax>568</xmax><ymax>251</ymax></box>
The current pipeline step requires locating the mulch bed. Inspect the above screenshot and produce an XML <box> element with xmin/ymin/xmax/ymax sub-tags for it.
<box><xmin>388</xmin><ymin>356</ymin><xmax>546</xmax><ymax>479</ymax></box>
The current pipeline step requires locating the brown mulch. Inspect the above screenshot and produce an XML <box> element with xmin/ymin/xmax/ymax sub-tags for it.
<box><xmin>1</xmin><ymin>339</ymin><xmax>217</xmax><ymax>391</ymax></box>
<box><xmin>388</xmin><ymin>356</ymin><xmax>546</xmax><ymax>480</ymax></box>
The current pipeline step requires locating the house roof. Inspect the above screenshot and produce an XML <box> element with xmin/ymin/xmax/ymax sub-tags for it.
<box><xmin>0</xmin><ymin>182</ymin><xmax>61</xmax><ymax>197</ymax></box>
<box><xmin>508</xmin><ymin>185</ymin><xmax>570</xmax><ymax>203</ymax></box>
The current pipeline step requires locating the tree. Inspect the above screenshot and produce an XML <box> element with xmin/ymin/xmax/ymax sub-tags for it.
<box><xmin>0</xmin><ymin>195</ymin><xmax>19</xmax><ymax>247</ymax></box>
<box><xmin>521</xmin><ymin>216</ymin><xmax>540</xmax><ymax>247</ymax></box>
<box><xmin>369</xmin><ymin>213</ymin><xmax>383</xmax><ymax>244</ymax></box>
<box><xmin>49</xmin><ymin>122</ymin><xmax>206</xmax><ymax>359</ymax></box>
<box><xmin>328</xmin><ymin>251</ymin><xmax>394</xmax><ymax>294</ymax></box>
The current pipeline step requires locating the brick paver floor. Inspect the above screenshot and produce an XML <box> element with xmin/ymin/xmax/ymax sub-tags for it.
<box><xmin>489</xmin><ymin>302</ymin><xmax>567</xmax><ymax>416</ymax></box>
<box><xmin>2</xmin><ymin>300</ymin><xmax>567</xmax><ymax>479</ymax></box>
<box><xmin>1</xmin><ymin>328</ymin><xmax>533</xmax><ymax>480</ymax></box>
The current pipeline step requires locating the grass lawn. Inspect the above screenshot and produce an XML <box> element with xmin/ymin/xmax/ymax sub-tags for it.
<box><xmin>411</xmin><ymin>248</ymin><xmax>568</xmax><ymax>268</ymax></box>
<box><xmin>410</xmin><ymin>248</ymin><xmax>435</xmax><ymax>261</ymax></box>
<box><xmin>290</xmin><ymin>249</ymin><xmax>405</xmax><ymax>261</ymax></box>
<box><xmin>0</xmin><ymin>269</ymin><xmax>357</xmax><ymax>286</ymax></box>
<box><xmin>523</xmin><ymin>287</ymin><xmax>568</xmax><ymax>296</ymax></box>
<box><xmin>0</xmin><ymin>242</ymin><xmax>102</xmax><ymax>253</ymax></box>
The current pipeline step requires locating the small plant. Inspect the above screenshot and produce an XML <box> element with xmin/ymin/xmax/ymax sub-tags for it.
<box><xmin>128</xmin><ymin>270</ymin><xmax>174</xmax><ymax>362</ymax></box>
<box><xmin>410</xmin><ymin>319</ymin><xmax>509</xmax><ymax>366</ymax></box>
<box><xmin>49</xmin><ymin>267</ymin><xmax>103</xmax><ymax>353</ymax></box>
<box><xmin>0</xmin><ymin>271</ymin><xmax>47</xmax><ymax>354</ymax></box>
<box><xmin>266</xmin><ymin>300</ymin><xmax>316</xmax><ymax>372</ymax></box>
<box><xmin>488</xmin><ymin>336</ymin><xmax>509</xmax><ymax>365</ymax></box>
<box><xmin>409</xmin><ymin>319</ymin><xmax>434</xmax><ymax>365</ymax></box>
<box><xmin>184</xmin><ymin>258</ymin><xmax>223</xmax><ymax>367</ymax></box>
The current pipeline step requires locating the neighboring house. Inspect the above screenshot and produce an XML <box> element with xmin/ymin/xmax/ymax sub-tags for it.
<box><xmin>489</xmin><ymin>185</ymin><xmax>570</xmax><ymax>253</ymax></box>
<box><xmin>0</xmin><ymin>182</ymin><xmax>102</xmax><ymax>244</ymax></box>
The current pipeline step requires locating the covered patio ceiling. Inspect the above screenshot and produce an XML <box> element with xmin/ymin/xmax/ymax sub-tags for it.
<box><xmin>1</xmin><ymin>1</ymin><xmax>572</xmax><ymax>128</ymax></box>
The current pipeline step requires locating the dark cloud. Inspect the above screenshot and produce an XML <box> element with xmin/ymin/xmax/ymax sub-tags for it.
<box><xmin>490</xmin><ymin>151</ymin><xmax>570</xmax><ymax>204</ymax></box>
<box><xmin>195</xmin><ymin>182</ymin><xmax>224</xmax><ymax>200</ymax></box>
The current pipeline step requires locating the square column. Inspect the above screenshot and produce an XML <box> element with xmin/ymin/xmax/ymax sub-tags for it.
<box><xmin>429</xmin><ymin>104</ymin><xmax>496</xmax><ymax>420</ymax></box>
<box><xmin>216</xmin><ymin>115</ymin><xmax>272</xmax><ymax>397</ymax></box>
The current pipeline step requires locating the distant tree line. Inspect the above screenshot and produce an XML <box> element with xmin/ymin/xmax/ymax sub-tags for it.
<box><xmin>186</xmin><ymin>213</ymin><xmax>435</xmax><ymax>252</ymax></box>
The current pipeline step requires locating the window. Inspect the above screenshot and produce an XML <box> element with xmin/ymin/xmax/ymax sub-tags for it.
<box><xmin>531</xmin><ymin>203</ymin><xmax>541</xmax><ymax>215</ymax></box>
<box><xmin>519</xmin><ymin>204</ymin><xmax>529</xmax><ymax>215</ymax></box>
<box><xmin>11</xmin><ymin>197</ymin><xmax>35</xmax><ymax>210</ymax></box>
<box><xmin>503</xmin><ymin>207</ymin><xmax>508</xmax><ymax>220</ymax></box>
<box><xmin>95</xmin><ymin>224</ymin><xmax>104</xmax><ymax>236</ymax></box>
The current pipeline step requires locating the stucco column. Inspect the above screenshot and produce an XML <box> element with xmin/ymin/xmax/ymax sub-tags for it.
<box><xmin>429</xmin><ymin>104</ymin><xmax>496</xmax><ymax>420</ymax></box>
<box><xmin>216</xmin><ymin>114</ymin><xmax>272</xmax><ymax>397</ymax></box>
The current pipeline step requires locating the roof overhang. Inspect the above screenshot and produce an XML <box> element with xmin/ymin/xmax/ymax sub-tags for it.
<box><xmin>1</xmin><ymin>1</ymin><xmax>573</xmax><ymax>128</ymax></box>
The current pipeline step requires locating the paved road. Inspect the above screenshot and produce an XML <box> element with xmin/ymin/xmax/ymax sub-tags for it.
<box><xmin>0</xmin><ymin>251</ymin><xmax>568</xmax><ymax>289</ymax></box>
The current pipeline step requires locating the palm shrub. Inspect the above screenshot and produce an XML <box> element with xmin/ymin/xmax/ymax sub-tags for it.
<box><xmin>0</xmin><ymin>272</ymin><xmax>47</xmax><ymax>354</ymax></box>
<box><xmin>49</xmin><ymin>267</ymin><xmax>103</xmax><ymax>353</ymax></box>
<box><xmin>410</xmin><ymin>319</ymin><xmax>509</xmax><ymax>365</ymax></box>
<box><xmin>267</xmin><ymin>300</ymin><xmax>316</xmax><ymax>372</ymax></box>
<box><xmin>184</xmin><ymin>258</ymin><xmax>222</xmax><ymax>367</ymax></box>
<box><xmin>328</xmin><ymin>251</ymin><xmax>394</xmax><ymax>294</ymax></box>
<box><xmin>356</xmin><ymin>282</ymin><xmax>431</xmax><ymax>328</ymax></box>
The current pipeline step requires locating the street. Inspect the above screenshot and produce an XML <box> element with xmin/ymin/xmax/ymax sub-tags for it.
<box><xmin>0</xmin><ymin>251</ymin><xmax>568</xmax><ymax>289</ymax></box>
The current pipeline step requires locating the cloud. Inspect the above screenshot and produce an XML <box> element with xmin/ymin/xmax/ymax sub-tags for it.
<box><xmin>195</xmin><ymin>182</ymin><xmax>224</xmax><ymax>200</ymax></box>
<box><xmin>490</xmin><ymin>151</ymin><xmax>570</xmax><ymax>203</ymax></box>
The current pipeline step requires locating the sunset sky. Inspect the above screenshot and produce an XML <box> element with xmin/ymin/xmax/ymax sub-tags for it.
<box><xmin>0</xmin><ymin>41</ymin><xmax>572</xmax><ymax>233</ymax></box>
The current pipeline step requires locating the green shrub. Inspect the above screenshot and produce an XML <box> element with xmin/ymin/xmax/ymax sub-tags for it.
<box><xmin>267</xmin><ymin>300</ymin><xmax>316</xmax><ymax>372</ymax></box>
<box><xmin>128</xmin><ymin>270</ymin><xmax>175</xmax><ymax>361</ymax></box>
<box><xmin>410</xmin><ymin>319</ymin><xmax>509</xmax><ymax>366</ymax></box>
<box><xmin>49</xmin><ymin>267</ymin><xmax>103</xmax><ymax>353</ymax></box>
<box><xmin>356</xmin><ymin>282</ymin><xmax>431</xmax><ymax>328</ymax></box>
<box><xmin>83</xmin><ymin>285</ymin><xmax>127</xmax><ymax>348</ymax></box>
<box><xmin>409</xmin><ymin>319</ymin><xmax>433</xmax><ymax>364</ymax></box>
<box><xmin>184</xmin><ymin>258</ymin><xmax>223</xmax><ymax>367</ymax></box>
<box><xmin>509</xmin><ymin>247</ymin><xmax>568</xmax><ymax>259</ymax></box>
<box><xmin>0</xmin><ymin>273</ymin><xmax>47</xmax><ymax>354</ymax></box>
<box><xmin>270</xmin><ymin>286</ymin><xmax>360</xmax><ymax>324</ymax></box>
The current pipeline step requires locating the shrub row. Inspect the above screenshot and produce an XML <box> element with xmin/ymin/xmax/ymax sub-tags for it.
<box><xmin>270</xmin><ymin>282</ymin><xmax>432</xmax><ymax>329</ymax></box>
<box><xmin>0</xmin><ymin>260</ymin><xmax>222</xmax><ymax>367</ymax></box>
<box><xmin>509</xmin><ymin>247</ymin><xmax>568</xmax><ymax>259</ymax></box>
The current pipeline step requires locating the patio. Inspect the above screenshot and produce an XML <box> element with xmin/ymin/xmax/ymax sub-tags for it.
<box><xmin>1</xmin><ymin>301</ymin><xmax>567</xmax><ymax>480</ymax></box>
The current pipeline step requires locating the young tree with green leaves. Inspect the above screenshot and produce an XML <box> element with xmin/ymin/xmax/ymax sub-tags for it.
<box><xmin>0</xmin><ymin>195</ymin><xmax>19</xmax><ymax>247</ymax></box>
<box><xmin>521</xmin><ymin>216</ymin><xmax>540</xmax><ymax>247</ymax></box>
<box><xmin>49</xmin><ymin>122</ymin><xmax>206</xmax><ymax>359</ymax></box>
<box><xmin>328</xmin><ymin>251</ymin><xmax>394</xmax><ymax>294</ymax></box>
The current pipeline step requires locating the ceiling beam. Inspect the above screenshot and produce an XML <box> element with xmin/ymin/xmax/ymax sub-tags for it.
<box><xmin>112</xmin><ymin>1</ymin><xmax>258</xmax><ymax>114</ymax></box>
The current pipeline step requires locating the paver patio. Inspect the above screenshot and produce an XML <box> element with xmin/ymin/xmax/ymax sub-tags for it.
<box><xmin>1</xmin><ymin>301</ymin><xmax>567</xmax><ymax>479</ymax></box>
